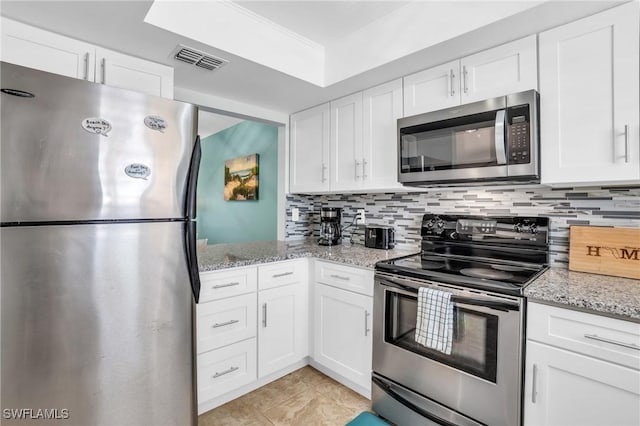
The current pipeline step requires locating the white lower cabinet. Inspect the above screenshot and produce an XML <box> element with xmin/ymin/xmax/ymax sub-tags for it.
<box><xmin>197</xmin><ymin>260</ymin><xmax>310</xmax><ymax>413</ymax></box>
<box><xmin>313</xmin><ymin>261</ymin><xmax>374</xmax><ymax>397</ymax></box>
<box><xmin>525</xmin><ymin>303</ymin><xmax>640</xmax><ymax>426</ymax></box>
<box><xmin>197</xmin><ymin>338</ymin><xmax>257</xmax><ymax>403</ymax></box>
<box><xmin>258</xmin><ymin>260</ymin><xmax>309</xmax><ymax>378</ymax></box>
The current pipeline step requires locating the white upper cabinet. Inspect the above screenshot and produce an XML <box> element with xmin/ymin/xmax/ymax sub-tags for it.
<box><xmin>403</xmin><ymin>35</ymin><xmax>537</xmax><ymax>117</ymax></box>
<box><xmin>362</xmin><ymin>79</ymin><xmax>404</xmax><ymax>190</ymax></box>
<box><xmin>290</xmin><ymin>80</ymin><xmax>403</xmax><ymax>194</ymax></box>
<box><xmin>460</xmin><ymin>35</ymin><xmax>537</xmax><ymax>104</ymax></box>
<box><xmin>290</xmin><ymin>103</ymin><xmax>331</xmax><ymax>193</ymax></box>
<box><xmin>539</xmin><ymin>2</ymin><xmax>640</xmax><ymax>186</ymax></box>
<box><xmin>403</xmin><ymin>61</ymin><xmax>459</xmax><ymax>117</ymax></box>
<box><xmin>330</xmin><ymin>92</ymin><xmax>364</xmax><ymax>192</ymax></box>
<box><xmin>1</xmin><ymin>18</ymin><xmax>174</xmax><ymax>99</ymax></box>
<box><xmin>95</xmin><ymin>47</ymin><xmax>174</xmax><ymax>99</ymax></box>
<box><xmin>1</xmin><ymin>17</ymin><xmax>95</xmax><ymax>81</ymax></box>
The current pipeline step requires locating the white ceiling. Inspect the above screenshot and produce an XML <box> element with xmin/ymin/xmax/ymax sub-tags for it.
<box><xmin>235</xmin><ymin>1</ymin><xmax>411</xmax><ymax>46</ymax></box>
<box><xmin>0</xmin><ymin>1</ymin><xmax>625</xmax><ymax>115</ymax></box>
<box><xmin>198</xmin><ymin>110</ymin><xmax>245</xmax><ymax>139</ymax></box>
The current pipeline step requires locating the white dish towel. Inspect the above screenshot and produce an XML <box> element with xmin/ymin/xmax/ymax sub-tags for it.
<box><xmin>415</xmin><ymin>287</ymin><xmax>454</xmax><ymax>355</ymax></box>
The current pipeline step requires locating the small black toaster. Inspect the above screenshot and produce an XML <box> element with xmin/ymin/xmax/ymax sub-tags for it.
<box><xmin>365</xmin><ymin>226</ymin><xmax>395</xmax><ymax>249</ymax></box>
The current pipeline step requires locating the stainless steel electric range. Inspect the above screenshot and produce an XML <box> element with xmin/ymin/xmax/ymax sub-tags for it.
<box><xmin>372</xmin><ymin>214</ymin><xmax>549</xmax><ymax>426</ymax></box>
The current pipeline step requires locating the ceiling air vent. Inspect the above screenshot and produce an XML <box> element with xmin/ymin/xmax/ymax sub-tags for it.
<box><xmin>173</xmin><ymin>45</ymin><xmax>228</xmax><ymax>71</ymax></box>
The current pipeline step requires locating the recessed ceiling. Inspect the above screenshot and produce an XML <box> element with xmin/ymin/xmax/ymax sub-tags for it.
<box><xmin>144</xmin><ymin>0</ymin><xmax>547</xmax><ymax>86</ymax></box>
<box><xmin>235</xmin><ymin>1</ymin><xmax>411</xmax><ymax>46</ymax></box>
<box><xmin>0</xmin><ymin>1</ymin><xmax>625</xmax><ymax>115</ymax></box>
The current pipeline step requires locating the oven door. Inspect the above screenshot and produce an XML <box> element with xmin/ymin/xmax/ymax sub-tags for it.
<box><xmin>372</xmin><ymin>272</ymin><xmax>524</xmax><ymax>426</ymax></box>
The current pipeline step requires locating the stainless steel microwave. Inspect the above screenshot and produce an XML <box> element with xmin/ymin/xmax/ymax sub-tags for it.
<box><xmin>397</xmin><ymin>90</ymin><xmax>539</xmax><ymax>186</ymax></box>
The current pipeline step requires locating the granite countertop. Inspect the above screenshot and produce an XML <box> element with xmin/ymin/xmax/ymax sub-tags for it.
<box><xmin>525</xmin><ymin>268</ymin><xmax>640</xmax><ymax>323</ymax></box>
<box><xmin>197</xmin><ymin>239</ymin><xmax>417</xmax><ymax>272</ymax></box>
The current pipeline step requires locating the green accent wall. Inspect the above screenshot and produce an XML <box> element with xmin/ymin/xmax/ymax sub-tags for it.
<box><xmin>197</xmin><ymin>121</ymin><xmax>278</xmax><ymax>244</ymax></box>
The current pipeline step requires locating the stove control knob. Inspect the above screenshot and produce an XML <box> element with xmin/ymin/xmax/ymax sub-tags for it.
<box><xmin>528</xmin><ymin>223</ymin><xmax>538</xmax><ymax>234</ymax></box>
<box><xmin>514</xmin><ymin>223</ymin><xmax>523</xmax><ymax>233</ymax></box>
<box><xmin>425</xmin><ymin>219</ymin><xmax>435</xmax><ymax>229</ymax></box>
<box><xmin>435</xmin><ymin>218</ymin><xmax>445</xmax><ymax>230</ymax></box>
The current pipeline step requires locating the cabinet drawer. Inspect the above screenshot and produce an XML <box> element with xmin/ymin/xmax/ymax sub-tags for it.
<box><xmin>528</xmin><ymin>302</ymin><xmax>640</xmax><ymax>370</ymax></box>
<box><xmin>197</xmin><ymin>293</ymin><xmax>257</xmax><ymax>353</ymax></box>
<box><xmin>199</xmin><ymin>267</ymin><xmax>257</xmax><ymax>302</ymax></box>
<box><xmin>314</xmin><ymin>260</ymin><xmax>374</xmax><ymax>297</ymax></box>
<box><xmin>258</xmin><ymin>259</ymin><xmax>306</xmax><ymax>291</ymax></box>
<box><xmin>197</xmin><ymin>338</ymin><xmax>257</xmax><ymax>403</ymax></box>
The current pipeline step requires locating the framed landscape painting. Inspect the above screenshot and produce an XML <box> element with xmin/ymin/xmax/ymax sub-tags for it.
<box><xmin>224</xmin><ymin>153</ymin><xmax>259</xmax><ymax>201</ymax></box>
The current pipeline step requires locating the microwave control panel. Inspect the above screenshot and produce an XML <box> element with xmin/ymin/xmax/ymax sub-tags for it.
<box><xmin>508</xmin><ymin>115</ymin><xmax>530</xmax><ymax>164</ymax></box>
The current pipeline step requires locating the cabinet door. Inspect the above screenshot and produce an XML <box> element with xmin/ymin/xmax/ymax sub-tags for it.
<box><xmin>290</xmin><ymin>103</ymin><xmax>330</xmax><ymax>193</ymax></box>
<box><xmin>524</xmin><ymin>341</ymin><xmax>640</xmax><ymax>426</ymax></box>
<box><xmin>1</xmin><ymin>17</ymin><xmax>95</xmax><ymax>81</ymax></box>
<box><xmin>460</xmin><ymin>35</ymin><xmax>537</xmax><ymax>103</ymax></box>
<box><xmin>330</xmin><ymin>92</ymin><xmax>364</xmax><ymax>192</ymax></box>
<box><xmin>258</xmin><ymin>283</ymin><xmax>308</xmax><ymax>378</ymax></box>
<box><xmin>314</xmin><ymin>283</ymin><xmax>373</xmax><ymax>393</ymax></box>
<box><xmin>362</xmin><ymin>79</ymin><xmax>404</xmax><ymax>190</ymax></box>
<box><xmin>95</xmin><ymin>47</ymin><xmax>174</xmax><ymax>99</ymax></box>
<box><xmin>403</xmin><ymin>60</ymin><xmax>459</xmax><ymax>116</ymax></box>
<box><xmin>539</xmin><ymin>2</ymin><xmax>640</xmax><ymax>185</ymax></box>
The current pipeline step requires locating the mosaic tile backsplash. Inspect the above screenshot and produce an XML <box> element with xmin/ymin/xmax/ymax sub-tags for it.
<box><xmin>285</xmin><ymin>186</ymin><xmax>640</xmax><ymax>267</ymax></box>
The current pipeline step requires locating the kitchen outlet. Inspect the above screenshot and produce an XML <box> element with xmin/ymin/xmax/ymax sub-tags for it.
<box><xmin>292</xmin><ymin>207</ymin><xmax>299</xmax><ymax>221</ymax></box>
<box><xmin>357</xmin><ymin>209</ymin><xmax>366</xmax><ymax>224</ymax></box>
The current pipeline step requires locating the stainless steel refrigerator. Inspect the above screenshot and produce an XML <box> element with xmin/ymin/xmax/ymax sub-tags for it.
<box><xmin>1</xmin><ymin>62</ymin><xmax>201</xmax><ymax>425</ymax></box>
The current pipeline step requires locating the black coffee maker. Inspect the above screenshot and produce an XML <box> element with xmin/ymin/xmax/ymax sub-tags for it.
<box><xmin>318</xmin><ymin>207</ymin><xmax>342</xmax><ymax>246</ymax></box>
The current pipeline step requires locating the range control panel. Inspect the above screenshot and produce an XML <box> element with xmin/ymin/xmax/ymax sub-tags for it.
<box><xmin>421</xmin><ymin>214</ymin><xmax>549</xmax><ymax>247</ymax></box>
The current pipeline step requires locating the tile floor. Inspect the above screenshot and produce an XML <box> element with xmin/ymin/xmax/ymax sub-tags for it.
<box><xmin>198</xmin><ymin>366</ymin><xmax>372</xmax><ymax>426</ymax></box>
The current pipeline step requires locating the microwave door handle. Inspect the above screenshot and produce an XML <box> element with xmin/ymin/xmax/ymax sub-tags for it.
<box><xmin>494</xmin><ymin>109</ymin><xmax>507</xmax><ymax>165</ymax></box>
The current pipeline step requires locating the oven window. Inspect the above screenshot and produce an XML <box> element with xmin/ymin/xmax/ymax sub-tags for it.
<box><xmin>384</xmin><ymin>291</ymin><xmax>498</xmax><ymax>383</ymax></box>
<box><xmin>400</xmin><ymin>110</ymin><xmax>502</xmax><ymax>173</ymax></box>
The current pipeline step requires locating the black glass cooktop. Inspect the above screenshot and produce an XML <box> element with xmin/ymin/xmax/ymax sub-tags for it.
<box><xmin>376</xmin><ymin>252</ymin><xmax>547</xmax><ymax>296</ymax></box>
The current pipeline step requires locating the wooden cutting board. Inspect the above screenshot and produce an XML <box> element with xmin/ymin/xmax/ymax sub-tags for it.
<box><xmin>569</xmin><ymin>226</ymin><xmax>640</xmax><ymax>279</ymax></box>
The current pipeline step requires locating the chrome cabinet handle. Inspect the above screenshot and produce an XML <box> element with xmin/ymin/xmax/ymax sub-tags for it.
<box><xmin>321</xmin><ymin>163</ymin><xmax>327</xmax><ymax>182</ymax></box>
<box><xmin>364</xmin><ymin>310</ymin><xmax>371</xmax><ymax>336</ymax></box>
<box><xmin>624</xmin><ymin>124</ymin><xmax>630</xmax><ymax>163</ymax></box>
<box><xmin>449</xmin><ymin>69</ymin><xmax>455</xmax><ymax>97</ymax></box>
<box><xmin>531</xmin><ymin>364</ymin><xmax>538</xmax><ymax>403</ymax></box>
<box><xmin>101</xmin><ymin>58</ymin><xmax>106</xmax><ymax>84</ymax></box>
<box><xmin>272</xmin><ymin>271</ymin><xmax>293</xmax><ymax>278</ymax></box>
<box><xmin>83</xmin><ymin>53</ymin><xmax>89</xmax><ymax>80</ymax></box>
<box><xmin>462</xmin><ymin>65</ymin><xmax>468</xmax><ymax>93</ymax></box>
<box><xmin>262</xmin><ymin>303</ymin><xmax>267</xmax><ymax>328</ymax></box>
<box><xmin>330</xmin><ymin>274</ymin><xmax>350</xmax><ymax>281</ymax></box>
<box><xmin>212</xmin><ymin>319</ymin><xmax>239</xmax><ymax>329</ymax></box>
<box><xmin>212</xmin><ymin>366</ymin><xmax>238</xmax><ymax>379</ymax></box>
<box><xmin>212</xmin><ymin>281</ymin><xmax>240</xmax><ymax>289</ymax></box>
<box><xmin>362</xmin><ymin>158</ymin><xmax>367</xmax><ymax>179</ymax></box>
<box><xmin>355</xmin><ymin>159</ymin><xmax>361</xmax><ymax>179</ymax></box>
<box><xmin>584</xmin><ymin>333</ymin><xmax>640</xmax><ymax>351</ymax></box>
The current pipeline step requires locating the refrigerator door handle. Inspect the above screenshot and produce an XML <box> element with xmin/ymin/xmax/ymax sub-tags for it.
<box><xmin>186</xmin><ymin>136</ymin><xmax>201</xmax><ymax>220</ymax></box>
<box><xmin>185</xmin><ymin>220</ymin><xmax>201</xmax><ymax>302</ymax></box>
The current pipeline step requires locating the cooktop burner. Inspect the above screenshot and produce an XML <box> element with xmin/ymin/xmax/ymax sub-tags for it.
<box><xmin>460</xmin><ymin>268</ymin><xmax>515</xmax><ymax>280</ymax></box>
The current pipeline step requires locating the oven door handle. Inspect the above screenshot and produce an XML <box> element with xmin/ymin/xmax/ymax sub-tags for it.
<box><xmin>372</xmin><ymin>376</ymin><xmax>460</xmax><ymax>426</ymax></box>
<box><xmin>378</xmin><ymin>277</ymin><xmax>519</xmax><ymax>312</ymax></box>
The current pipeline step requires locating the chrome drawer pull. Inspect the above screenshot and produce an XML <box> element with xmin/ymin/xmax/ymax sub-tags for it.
<box><xmin>212</xmin><ymin>281</ymin><xmax>240</xmax><ymax>289</ymax></box>
<box><xmin>272</xmin><ymin>271</ymin><xmax>293</xmax><ymax>278</ymax></box>
<box><xmin>584</xmin><ymin>333</ymin><xmax>640</xmax><ymax>351</ymax></box>
<box><xmin>212</xmin><ymin>366</ymin><xmax>238</xmax><ymax>379</ymax></box>
<box><xmin>330</xmin><ymin>274</ymin><xmax>350</xmax><ymax>281</ymax></box>
<box><xmin>624</xmin><ymin>124</ymin><xmax>630</xmax><ymax>163</ymax></box>
<box><xmin>212</xmin><ymin>319</ymin><xmax>239</xmax><ymax>329</ymax></box>
<box><xmin>83</xmin><ymin>53</ymin><xmax>90</xmax><ymax>80</ymax></box>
